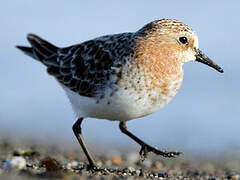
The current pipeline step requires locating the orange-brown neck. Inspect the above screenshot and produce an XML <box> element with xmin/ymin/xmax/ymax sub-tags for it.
<box><xmin>135</xmin><ymin>37</ymin><xmax>184</xmax><ymax>89</ymax></box>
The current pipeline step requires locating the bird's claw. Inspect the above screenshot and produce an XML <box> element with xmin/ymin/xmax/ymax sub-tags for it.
<box><xmin>139</xmin><ymin>145</ymin><xmax>148</xmax><ymax>161</ymax></box>
<box><xmin>159</xmin><ymin>150</ymin><xmax>182</xmax><ymax>158</ymax></box>
<box><xmin>139</xmin><ymin>144</ymin><xmax>182</xmax><ymax>161</ymax></box>
<box><xmin>86</xmin><ymin>164</ymin><xmax>110</xmax><ymax>174</ymax></box>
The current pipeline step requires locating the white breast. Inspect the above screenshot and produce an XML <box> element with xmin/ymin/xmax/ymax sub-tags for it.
<box><xmin>61</xmin><ymin>77</ymin><xmax>182</xmax><ymax>121</ymax></box>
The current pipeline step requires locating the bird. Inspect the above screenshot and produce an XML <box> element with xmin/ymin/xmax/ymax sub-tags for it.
<box><xmin>16</xmin><ymin>18</ymin><xmax>224</xmax><ymax>170</ymax></box>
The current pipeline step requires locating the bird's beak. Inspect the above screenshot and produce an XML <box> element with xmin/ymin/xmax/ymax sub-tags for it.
<box><xmin>195</xmin><ymin>49</ymin><xmax>224</xmax><ymax>73</ymax></box>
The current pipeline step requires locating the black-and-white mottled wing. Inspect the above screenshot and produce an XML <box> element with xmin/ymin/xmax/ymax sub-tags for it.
<box><xmin>17</xmin><ymin>33</ymin><xmax>135</xmax><ymax>97</ymax></box>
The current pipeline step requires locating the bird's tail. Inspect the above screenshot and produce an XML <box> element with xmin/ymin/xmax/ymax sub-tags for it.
<box><xmin>16</xmin><ymin>34</ymin><xmax>59</xmax><ymax>62</ymax></box>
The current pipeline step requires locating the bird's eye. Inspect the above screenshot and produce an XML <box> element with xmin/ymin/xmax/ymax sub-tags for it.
<box><xmin>179</xmin><ymin>36</ymin><xmax>188</xmax><ymax>44</ymax></box>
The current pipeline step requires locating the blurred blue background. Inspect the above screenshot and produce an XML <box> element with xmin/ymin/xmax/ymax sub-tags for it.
<box><xmin>0</xmin><ymin>1</ymin><xmax>239</xmax><ymax>155</ymax></box>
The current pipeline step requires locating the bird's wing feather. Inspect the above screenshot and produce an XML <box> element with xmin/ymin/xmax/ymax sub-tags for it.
<box><xmin>17</xmin><ymin>33</ymin><xmax>135</xmax><ymax>98</ymax></box>
<box><xmin>48</xmin><ymin>33</ymin><xmax>135</xmax><ymax>97</ymax></box>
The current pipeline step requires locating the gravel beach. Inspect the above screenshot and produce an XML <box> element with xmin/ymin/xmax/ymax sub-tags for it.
<box><xmin>0</xmin><ymin>138</ymin><xmax>239</xmax><ymax>180</ymax></box>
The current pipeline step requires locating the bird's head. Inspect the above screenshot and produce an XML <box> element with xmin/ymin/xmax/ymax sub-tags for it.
<box><xmin>136</xmin><ymin>19</ymin><xmax>223</xmax><ymax>73</ymax></box>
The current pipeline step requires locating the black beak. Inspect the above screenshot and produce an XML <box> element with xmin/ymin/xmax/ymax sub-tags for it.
<box><xmin>195</xmin><ymin>49</ymin><xmax>224</xmax><ymax>73</ymax></box>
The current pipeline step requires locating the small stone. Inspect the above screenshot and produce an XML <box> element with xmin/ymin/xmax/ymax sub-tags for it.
<box><xmin>13</xmin><ymin>149</ymin><xmax>38</xmax><ymax>157</ymax></box>
<box><xmin>96</xmin><ymin>171</ymin><xmax>102</xmax><ymax>176</ymax></box>
<box><xmin>71</xmin><ymin>161</ymin><xmax>78</xmax><ymax>167</ymax></box>
<box><xmin>111</xmin><ymin>156</ymin><xmax>122</xmax><ymax>166</ymax></box>
<box><xmin>66</xmin><ymin>161</ymin><xmax>78</xmax><ymax>170</ymax></box>
<box><xmin>158</xmin><ymin>172</ymin><xmax>168</xmax><ymax>178</ymax></box>
<box><xmin>127</xmin><ymin>166</ymin><xmax>135</xmax><ymax>172</ymax></box>
<box><xmin>158</xmin><ymin>172</ymin><xmax>164</xmax><ymax>177</ymax></box>
<box><xmin>3</xmin><ymin>156</ymin><xmax>26</xmax><ymax>170</ymax></box>
<box><xmin>96</xmin><ymin>161</ymin><xmax>103</xmax><ymax>167</ymax></box>
<box><xmin>41</xmin><ymin>157</ymin><xmax>61</xmax><ymax>171</ymax></box>
<box><xmin>136</xmin><ymin>169</ymin><xmax>141</xmax><ymax>176</ymax></box>
<box><xmin>232</xmin><ymin>175</ymin><xmax>240</xmax><ymax>180</ymax></box>
<box><xmin>66</xmin><ymin>163</ymin><xmax>71</xmax><ymax>169</ymax></box>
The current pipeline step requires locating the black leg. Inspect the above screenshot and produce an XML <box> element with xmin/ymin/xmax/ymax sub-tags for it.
<box><xmin>119</xmin><ymin>121</ymin><xmax>182</xmax><ymax>161</ymax></box>
<box><xmin>72</xmin><ymin>118</ymin><xmax>97</xmax><ymax>169</ymax></box>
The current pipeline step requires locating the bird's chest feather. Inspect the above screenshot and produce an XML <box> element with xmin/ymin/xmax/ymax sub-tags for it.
<box><xmin>112</xmin><ymin>56</ymin><xmax>183</xmax><ymax>120</ymax></box>
<box><xmin>62</xmin><ymin>64</ymin><xmax>183</xmax><ymax>121</ymax></box>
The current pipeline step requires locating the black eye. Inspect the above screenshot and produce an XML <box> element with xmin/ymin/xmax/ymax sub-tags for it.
<box><xmin>179</xmin><ymin>36</ymin><xmax>188</xmax><ymax>44</ymax></box>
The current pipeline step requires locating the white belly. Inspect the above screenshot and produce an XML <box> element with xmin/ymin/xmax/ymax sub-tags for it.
<box><xmin>61</xmin><ymin>83</ymin><xmax>179</xmax><ymax>121</ymax></box>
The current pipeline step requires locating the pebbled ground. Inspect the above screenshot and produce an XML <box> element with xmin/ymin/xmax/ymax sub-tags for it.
<box><xmin>0</xmin><ymin>138</ymin><xmax>239</xmax><ymax>180</ymax></box>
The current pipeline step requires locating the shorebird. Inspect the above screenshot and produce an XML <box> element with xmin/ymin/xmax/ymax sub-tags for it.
<box><xmin>17</xmin><ymin>19</ymin><xmax>223</xmax><ymax>169</ymax></box>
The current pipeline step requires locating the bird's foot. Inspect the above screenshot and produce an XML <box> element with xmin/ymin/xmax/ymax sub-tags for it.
<box><xmin>86</xmin><ymin>164</ymin><xmax>109</xmax><ymax>173</ymax></box>
<box><xmin>139</xmin><ymin>143</ymin><xmax>182</xmax><ymax>161</ymax></box>
<box><xmin>86</xmin><ymin>164</ymin><xmax>100</xmax><ymax>171</ymax></box>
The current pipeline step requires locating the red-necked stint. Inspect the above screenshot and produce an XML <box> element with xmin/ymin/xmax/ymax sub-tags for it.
<box><xmin>17</xmin><ymin>19</ymin><xmax>224</xmax><ymax>169</ymax></box>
